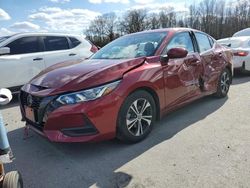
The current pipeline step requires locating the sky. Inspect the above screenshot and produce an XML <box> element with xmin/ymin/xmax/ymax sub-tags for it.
<box><xmin>0</xmin><ymin>0</ymin><xmax>198</xmax><ymax>36</ymax></box>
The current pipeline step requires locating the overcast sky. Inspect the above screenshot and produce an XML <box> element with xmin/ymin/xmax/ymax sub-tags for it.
<box><xmin>0</xmin><ymin>0</ymin><xmax>206</xmax><ymax>36</ymax></box>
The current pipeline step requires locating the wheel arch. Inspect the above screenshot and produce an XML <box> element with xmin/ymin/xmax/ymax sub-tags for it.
<box><xmin>225</xmin><ymin>65</ymin><xmax>233</xmax><ymax>83</ymax></box>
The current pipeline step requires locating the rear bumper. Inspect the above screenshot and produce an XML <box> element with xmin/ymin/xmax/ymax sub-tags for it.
<box><xmin>233</xmin><ymin>59</ymin><xmax>244</xmax><ymax>68</ymax></box>
<box><xmin>233</xmin><ymin>56</ymin><xmax>250</xmax><ymax>70</ymax></box>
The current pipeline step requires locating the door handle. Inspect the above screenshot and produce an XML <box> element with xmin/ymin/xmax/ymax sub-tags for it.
<box><xmin>69</xmin><ymin>53</ymin><xmax>76</xmax><ymax>56</ymax></box>
<box><xmin>33</xmin><ymin>57</ymin><xmax>43</xmax><ymax>61</ymax></box>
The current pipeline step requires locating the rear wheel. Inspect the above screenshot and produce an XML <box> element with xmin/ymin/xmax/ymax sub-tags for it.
<box><xmin>3</xmin><ymin>171</ymin><xmax>23</xmax><ymax>188</ymax></box>
<box><xmin>214</xmin><ymin>68</ymin><xmax>231</xmax><ymax>98</ymax></box>
<box><xmin>117</xmin><ymin>90</ymin><xmax>156</xmax><ymax>143</ymax></box>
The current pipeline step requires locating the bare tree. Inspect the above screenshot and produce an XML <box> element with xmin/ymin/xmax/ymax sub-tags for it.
<box><xmin>119</xmin><ymin>9</ymin><xmax>148</xmax><ymax>34</ymax></box>
<box><xmin>85</xmin><ymin>12</ymin><xmax>118</xmax><ymax>47</ymax></box>
<box><xmin>159</xmin><ymin>7</ymin><xmax>177</xmax><ymax>28</ymax></box>
<box><xmin>146</xmin><ymin>13</ymin><xmax>160</xmax><ymax>29</ymax></box>
<box><xmin>85</xmin><ymin>0</ymin><xmax>250</xmax><ymax>45</ymax></box>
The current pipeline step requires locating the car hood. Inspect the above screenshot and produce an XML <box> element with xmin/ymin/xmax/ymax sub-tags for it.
<box><xmin>24</xmin><ymin>57</ymin><xmax>146</xmax><ymax>96</ymax></box>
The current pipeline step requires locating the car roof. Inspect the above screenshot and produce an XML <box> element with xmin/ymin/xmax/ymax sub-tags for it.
<box><xmin>4</xmin><ymin>32</ymin><xmax>84</xmax><ymax>38</ymax></box>
<box><xmin>126</xmin><ymin>27</ymin><xmax>201</xmax><ymax>36</ymax></box>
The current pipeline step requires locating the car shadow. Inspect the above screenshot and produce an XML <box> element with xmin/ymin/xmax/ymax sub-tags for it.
<box><xmin>5</xmin><ymin>96</ymin><xmax>227</xmax><ymax>188</ymax></box>
<box><xmin>232</xmin><ymin>72</ymin><xmax>250</xmax><ymax>85</ymax></box>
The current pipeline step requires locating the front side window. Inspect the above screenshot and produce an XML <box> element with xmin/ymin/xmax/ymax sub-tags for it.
<box><xmin>195</xmin><ymin>33</ymin><xmax>212</xmax><ymax>53</ymax></box>
<box><xmin>91</xmin><ymin>32</ymin><xmax>167</xmax><ymax>59</ymax></box>
<box><xmin>6</xmin><ymin>36</ymin><xmax>39</xmax><ymax>55</ymax></box>
<box><xmin>43</xmin><ymin>36</ymin><xmax>69</xmax><ymax>51</ymax></box>
<box><xmin>164</xmin><ymin>32</ymin><xmax>194</xmax><ymax>53</ymax></box>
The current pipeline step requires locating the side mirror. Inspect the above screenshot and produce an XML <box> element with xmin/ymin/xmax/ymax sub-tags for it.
<box><xmin>167</xmin><ymin>47</ymin><xmax>188</xmax><ymax>59</ymax></box>
<box><xmin>160</xmin><ymin>47</ymin><xmax>188</xmax><ymax>64</ymax></box>
<box><xmin>0</xmin><ymin>47</ymin><xmax>10</xmax><ymax>55</ymax></box>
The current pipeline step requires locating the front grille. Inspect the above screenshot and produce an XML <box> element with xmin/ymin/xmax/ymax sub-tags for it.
<box><xmin>20</xmin><ymin>90</ymin><xmax>57</xmax><ymax>129</ymax></box>
<box><xmin>20</xmin><ymin>91</ymin><xmax>42</xmax><ymax>110</ymax></box>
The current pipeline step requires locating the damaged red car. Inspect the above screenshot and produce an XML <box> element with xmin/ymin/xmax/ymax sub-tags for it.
<box><xmin>19</xmin><ymin>28</ymin><xmax>233</xmax><ymax>143</ymax></box>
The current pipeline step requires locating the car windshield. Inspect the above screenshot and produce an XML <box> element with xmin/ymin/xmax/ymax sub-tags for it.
<box><xmin>0</xmin><ymin>36</ymin><xmax>11</xmax><ymax>43</ymax></box>
<box><xmin>91</xmin><ymin>32</ymin><xmax>167</xmax><ymax>59</ymax></box>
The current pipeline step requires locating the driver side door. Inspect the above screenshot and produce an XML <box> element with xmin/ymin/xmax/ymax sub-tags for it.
<box><xmin>162</xmin><ymin>31</ymin><xmax>202</xmax><ymax>110</ymax></box>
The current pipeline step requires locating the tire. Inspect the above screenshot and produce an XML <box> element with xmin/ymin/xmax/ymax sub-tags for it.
<box><xmin>214</xmin><ymin>68</ymin><xmax>232</xmax><ymax>98</ymax></box>
<box><xmin>117</xmin><ymin>90</ymin><xmax>156</xmax><ymax>143</ymax></box>
<box><xmin>3</xmin><ymin>171</ymin><xmax>23</xmax><ymax>188</ymax></box>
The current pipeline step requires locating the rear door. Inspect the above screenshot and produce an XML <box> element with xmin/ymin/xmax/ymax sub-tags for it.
<box><xmin>162</xmin><ymin>31</ymin><xmax>202</xmax><ymax>108</ymax></box>
<box><xmin>41</xmin><ymin>36</ymin><xmax>79</xmax><ymax>68</ymax></box>
<box><xmin>193</xmin><ymin>32</ymin><xmax>220</xmax><ymax>91</ymax></box>
<box><xmin>0</xmin><ymin>36</ymin><xmax>45</xmax><ymax>89</ymax></box>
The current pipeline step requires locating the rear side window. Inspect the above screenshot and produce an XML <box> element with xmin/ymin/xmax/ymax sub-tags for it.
<box><xmin>6</xmin><ymin>37</ymin><xmax>40</xmax><ymax>55</ymax></box>
<box><xmin>43</xmin><ymin>36</ymin><xmax>69</xmax><ymax>51</ymax></box>
<box><xmin>195</xmin><ymin>33</ymin><xmax>212</xmax><ymax>52</ymax></box>
<box><xmin>165</xmin><ymin>32</ymin><xmax>194</xmax><ymax>53</ymax></box>
<box><xmin>69</xmin><ymin>37</ymin><xmax>81</xmax><ymax>48</ymax></box>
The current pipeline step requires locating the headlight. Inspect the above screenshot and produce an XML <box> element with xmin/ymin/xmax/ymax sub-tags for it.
<box><xmin>56</xmin><ymin>80</ymin><xmax>121</xmax><ymax>105</ymax></box>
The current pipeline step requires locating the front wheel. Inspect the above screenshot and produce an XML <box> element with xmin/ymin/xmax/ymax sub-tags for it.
<box><xmin>214</xmin><ymin>68</ymin><xmax>232</xmax><ymax>98</ymax></box>
<box><xmin>117</xmin><ymin>90</ymin><xmax>156</xmax><ymax>143</ymax></box>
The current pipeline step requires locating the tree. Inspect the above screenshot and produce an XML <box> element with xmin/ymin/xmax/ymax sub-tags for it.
<box><xmin>119</xmin><ymin>9</ymin><xmax>148</xmax><ymax>34</ymax></box>
<box><xmin>85</xmin><ymin>12</ymin><xmax>118</xmax><ymax>47</ymax></box>
<box><xmin>85</xmin><ymin>0</ymin><xmax>250</xmax><ymax>45</ymax></box>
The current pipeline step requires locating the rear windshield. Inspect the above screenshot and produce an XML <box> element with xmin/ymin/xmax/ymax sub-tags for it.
<box><xmin>91</xmin><ymin>32</ymin><xmax>167</xmax><ymax>59</ymax></box>
<box><xmin>218</xmin><ymin>39</ymin><xmax>244</xmax><ymax>48</ymax></box>
<box><xmin>233</xmin><ymin>28</ymin><xmax>250</xmax><ymax>37</ymax></box>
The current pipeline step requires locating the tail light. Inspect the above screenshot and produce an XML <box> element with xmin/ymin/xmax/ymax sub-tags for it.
<box><xmin>233</xmin><ymin>51</ymin><xmax>249</xmax><ymax>56</ymax></box>
<box><xmin>90</xmin><ymin>45</ymin><xmax>99</xmax><ymax>53</ymax></box>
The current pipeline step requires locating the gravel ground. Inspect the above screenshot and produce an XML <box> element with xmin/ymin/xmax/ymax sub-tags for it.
<box><xmin>1</xmin><ymin>75</ymin><xmax>250</xmax><ymax>188</ymax></box>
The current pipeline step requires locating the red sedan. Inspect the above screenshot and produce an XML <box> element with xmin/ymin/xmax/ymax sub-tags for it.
<box><xmin>19</xmin><ymin>28</ymin><xmax>233</xmax><ymax>143</ymax></box>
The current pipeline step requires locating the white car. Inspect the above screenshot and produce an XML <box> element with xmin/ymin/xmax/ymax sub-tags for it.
<box><xmin>217</xmin><ymin>36</ymin><xmax>250</xmax><ymax>73</ymax></box>
<box><xmin>0</xmin><ymin>33</ymin><xmax>98</xmax><ymax>93</ymax></box>
<box><xmin>233</xmin><ymin>28</ymin><xmax>250</xmax><ymax>37</ymax></box>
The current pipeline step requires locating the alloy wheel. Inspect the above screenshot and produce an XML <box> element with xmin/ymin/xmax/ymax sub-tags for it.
<box><xmin>220</xmin><ymin>71</ymin><xmax>230</xmax><ymax>94</ymax></box>
<box><xmin>126</xmin><ymin>98</ymin><xmax>153</xmax><ymax>136</ymax></box>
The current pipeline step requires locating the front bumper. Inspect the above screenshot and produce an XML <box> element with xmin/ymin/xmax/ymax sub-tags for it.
<box><xmin>20</xmin><ymin>90</ymin><xmax>123</xmax><ymax>142</ymax></box>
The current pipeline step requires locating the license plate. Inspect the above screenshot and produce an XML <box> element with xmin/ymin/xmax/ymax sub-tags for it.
<box><xmin>25</xmin><ymin>106</ymin><xmax>35</xmax><ymax>122</ymax></box>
